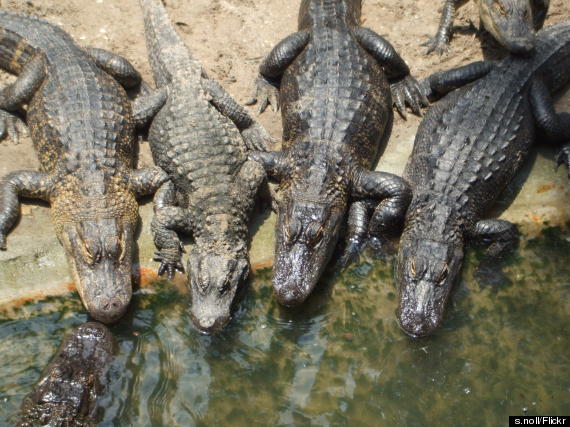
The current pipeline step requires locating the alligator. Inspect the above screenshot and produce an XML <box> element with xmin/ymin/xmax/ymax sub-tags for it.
<box><xmin>246</xmin><ymin>0</ymin><xmax>427</xmax><ymax>307</ymax></box>
<box><xmin>15</xmin><ymin>322</ymin><xmax>115</xmax><ymax>427</ymax></box>
<box><xmin>397</xmin><ymin>21</ymin><xmax>570</xmax><ymax>338</ymax></box>
<box><xmin>424</xmin><ymin>0</ymin><xmax>549</xmax><ymax>55</ymax></box>
<box><xmin>0</xmin><ymin>11</ymin><xmax>168</xmax><ymax>323</ymax></box>
<box><xmin>139</xmin><ymin>0</ymin><xmax>273</xmax><ymax>333</ymax></box>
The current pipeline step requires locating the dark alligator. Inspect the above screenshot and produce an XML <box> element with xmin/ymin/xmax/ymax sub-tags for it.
<box><xmin>397</xmin><ymin>21</ymin><xmax>570</xmax><ymax>338</ymax></box>
<box><xmin>424</xmin><ymin>0</ymin><xmax>549</xmax><ymax>55</ymax></box>
<box><xmin>15</xmin><ymin>322</ymin><xmax>115</xmax><ymax>427</ymax></box>
<box><xmin>246</xmin><ymin>0</ymin><xmax>426</xmax><ymax>306</ymax></box>
<box><xmin>139</xmin><ymin>0</ymin><xmax>273</xmax><ymax>333</ymax></box>
<box><xmin>0</xmin><ymin>11</ymin><xmax>168</xmax><ymax>323</ymax></box>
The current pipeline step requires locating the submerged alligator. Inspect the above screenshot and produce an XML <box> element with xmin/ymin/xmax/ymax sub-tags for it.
<box><xmin>397</xmin><ymin>21</ymin><xmax>570</xmax><ymax>338</ymax></box>
<box><xmin>140</xmin><ymin>0</ymin><xmax>272</xmax><ymax>333</ymax></box>
<box><xmin>16</xmin><ymin>322</ymin><xmax>115</xmax><ymax>426</ymax></box>
<box><xmin>247</xmin><ymin>0</ymin><xmax>426</xmax><ymax>306</ymax></box>
<box><xmin>424</xmin><ymin>0</ymin><xmax>549</xmax><ymax>55</ymax></box>
<box><xmin>0</xmin><ymin>11</ymin><xmax>168</xmax><ymax>323</ymax></box>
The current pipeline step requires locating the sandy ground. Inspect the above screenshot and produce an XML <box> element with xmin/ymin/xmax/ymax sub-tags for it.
<box><xmin>0</xmin><ymin>0</ymin><xmax>569</xmax><ymax>305</ymax></box>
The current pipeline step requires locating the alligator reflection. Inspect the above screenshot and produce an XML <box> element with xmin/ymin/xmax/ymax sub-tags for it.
<box><xmin>14</xmin><ymin>322</ymin><xmax>115</xmax><ymax>426</ymax></box>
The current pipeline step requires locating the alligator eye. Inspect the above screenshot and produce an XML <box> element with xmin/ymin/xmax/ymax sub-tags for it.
<box><xmin>307</xmin><ymin>222</ymin><xmax>324</xmax><ymax>246</ymax></box>
<box><xmin>410</xmin><ymin>258</ymin><xmax>417</xmax><ymax>279</ymax></box>
<box><xmin>493</xmin><ymin>0</ymin><xmax>508</xmax><ymax>16</ymax></box>
<box><xmin>438</xmin><ymin>263</ymin><xmax>449</xmax><ymax>284</ymax></box>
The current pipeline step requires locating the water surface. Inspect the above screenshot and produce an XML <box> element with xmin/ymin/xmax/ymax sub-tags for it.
<box><xmin>1</xmin><ymin>227</ymin><xmax>569</xmax><ymax>426</ymax></box>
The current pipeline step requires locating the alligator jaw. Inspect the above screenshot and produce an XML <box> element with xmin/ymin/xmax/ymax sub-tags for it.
<box><xmin>396</xmin><ymin>236</ymin><xmax>463</xmax><ymax>338</ymax></box>
<box><xmin>187</xmin><ymin>247</ymin><xmax>249</xmax><ymax>334</ymax></box>
<box><xmin>479</xmin><ymin>0</ymin><xmax>537</xmax><ymax>54</ymax></box>
<box><xmin>272</xmin><ymin>200</ymin><xmax>344</xmax><ymax>307</ymax></box>
<box><xmin>61</xmin><ymin>219</ymin><xmax>135</xmax><ymax>324</ymax></box>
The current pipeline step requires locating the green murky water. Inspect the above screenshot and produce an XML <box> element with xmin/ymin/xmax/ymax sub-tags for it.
<box><xmin>0</xmin><ymin>227</ymin><xmax>569</xmax><ymax>426</ymax></box>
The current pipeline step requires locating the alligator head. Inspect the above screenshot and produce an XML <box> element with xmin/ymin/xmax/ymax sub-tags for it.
<box><xmin>53</xmin><ymin>177</ymin><xmax>138</xmax><ymax>324</ymax></box>
<box><xmin>187</xmin><ymin>242</ymin><xmax>249</xmax><ymax>334</ymax></box>
<box><xmin>479</xmin><ymin>0</ymin><xmax>544</xmax><ymax>54</ymax></box>
<box><xmin>272</xmin><ymin>197</ymin><xmax>345</xmax><ymax>307</ymax></box>
<box><xmin>395</xmin><ymin>203</ymin><xmax>464</xmax><ymax>338</ymax></box>
<box><xmin>17</xmin><ymin>322</ymin><xmax>115</xmax><ymax>426</ymax></box>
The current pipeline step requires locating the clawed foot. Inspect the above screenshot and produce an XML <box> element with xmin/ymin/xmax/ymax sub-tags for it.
<box><xmin>154</xmin><ymin>245</ymin><xmax>185</xmax><ymax>280</ymax></box>
<box><xmin>242</xmin><ymin>122</ymin><xmax>276</xmax><ymax>151</ymax></box>
<box><xmin>421</xmin><ymin>34</ymin><xmax>450</xmax><ymax>56</ymax></box>
<box><xmin>391</xmin><ymin>75</ymin><xmax>429</xmax><ymax>120</ymax></box>
<box><xmin>0</xmin><ymin>110</ymin><xmax>27</xmax><ymax>145</ymax></box>
<box><xmin>338</xmin><ymin>237</ymin><xmax>367</xmax><ymax>271</ymax></box>
<box><xmin>0</xmin><ymin>233</ymin><xmax>7</xmax><ymax>250</ymax></box>
<box><xmin>245</xmin><ymin>76</ymin><xmax>280</xmax><ymax>113</ymax></box>
<box><xmin>556</xmin><ymin>144</ymin><xmax>570</xmax><ymax>179</ymax></box>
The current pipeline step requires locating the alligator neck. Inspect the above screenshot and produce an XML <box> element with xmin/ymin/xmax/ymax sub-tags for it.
<box><xmin>298</xmin><ymin>0</ymin><xmax>361</xmax><ymax>30</ymax></box>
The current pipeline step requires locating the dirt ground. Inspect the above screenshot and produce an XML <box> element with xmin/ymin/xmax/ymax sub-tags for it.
<box><xmin>0</xmin><ymin>0</ymin><xmax>569</xmax><ymax>304</ymax></box>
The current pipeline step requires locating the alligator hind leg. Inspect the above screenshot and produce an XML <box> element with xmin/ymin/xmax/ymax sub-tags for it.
<box><xmin>0</xmin><ymin>53</ymin><xmax>45</xmax><ymax>144</ymax></box>
<box><xmin>0</xmin><ymin>171</ymin><xmax>52</xmax><ymax>249</ymax></box>
<box><xmin>202</xmin><ymin>79</ymin><xmax>274</xmax><ymax>151</ymax></box>
<box><xmin>471</xmin><ymin>219</ymin><xmax>519</xmax><ymax>257</ymax></box>
<box><xmin>353</xmin><ymin>169</ymin><xmax>411</xmax><ymax>244</ymax></box>
<box><xmin>246</xmin><ymin>30</ymin><xmax>310</xmax><ymax>113</ymax></box>
<box><xmin>84</xmin><ymin>47</ymin><xmax>142</xmax><ymax>88</ymax></box>
<box><xmin>151</xmin><ymin>181</ymin><xmax>194</xmax><ymax>279</ymax></box>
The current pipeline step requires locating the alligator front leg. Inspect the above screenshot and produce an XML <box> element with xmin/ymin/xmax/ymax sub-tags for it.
<box><xmin>422</xmin><ymin>0</ymin><xmax>464</xmax><ymax>55</ymax></box>
<box><xmin>131</xmin><ymin>87</ymin><xmax>168</xmax><ymax>129</ymax></box>
<box><xmin>0</xmin><ymin>171</ymin><xmax>52</xmax><ymax>249</ymax></box>
<box><xmin>355</xmin><ymin>27</ymin><xmax>428</xmax><ymax>118</ymax></box>
<box><xmin>353</xmin><ymin>169</ymin><xmax>412</xmax><ymax>243</ymax></box>
<box><xmin>529</xmin><ymin>78</ymin><xmax>570</xmax><ymax>177</ymax></box>
<box><xmin>420</xmin><ymin>61</ymin><xmax>494</xmax><ymax>101</ymax></box>
<box><xmin>246</xmin><ymin>30</ymin><xmax>310</xmax><ymax>113</ymax></box>
<box><xmin>129</xmin><ymin>167</ymin><xmax>169</xmax><ymax>197</ymax></box>
<box><xmin>338</xmin><ymin>200</ymin><xmax>373</xmax><ymax>268</ymax></box>
<box><xmin>470</xmin><ymin>219</ymin><xmax>519</xmax><ymax>257</ymax></box>
<box><xmin>0</xmin><ymin>54</ymin><xmax>45</xmax><ymax>144</ymax></box>
<box><xmin>84</xmin><ymin>47</ymin><xmax>142</xmax><ymax>89</ymax></box>
<box><xmin>202</xmin><ymin>79</ymin><xmax>274</xmax><ymax>151</ymax></box>
<box><xmin>151</xmin><ymin>182</ymin><xmax>193</xmax><ymax>279</ymax></box>
<box><xmin>532</xmin><ymin>0</ymin><xmax>550</xmax><ymax>30</ymax></box>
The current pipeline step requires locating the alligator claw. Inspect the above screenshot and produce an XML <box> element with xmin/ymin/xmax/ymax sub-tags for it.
<box><xmin>245</xmin><ymin>76</ymin><xmax>280</xmax><ymax>114</ymax></box>
<box><xmin>153</xmin><ymin>248</ymin><xmax>184</xmax><ymax>280</ymax></box>
<box><xmin>241</xmin><ymin>122</ymin><xmax>275</xmax><ymax>151</ymax></box>
<box><xmin>338</xmin><ymin>237</ymin><xmax>366</xmax><ymax>270</ymax></box>
<box><xmin>0</xmin><ymin>110</ymin><xmax>27</xmax><ymax>145</ymax></box>
<box><xmin>0</xmin><ymin>233</ymin><xmax>7</xmax><ymax>250</ymax></box>
<box><xmin>556</xmin><ymin>144</ymin><xmax>570</xmax><ymax>179</ymax></box>
<box><xmin>391</xmin><ymin>75</ymin><xmax>428</xmax><ymax>120</ymax></box>
<box><xmin>421</xmin><ymin>34</ymin><xmax>450</xmax><ymax>56</ymax></box>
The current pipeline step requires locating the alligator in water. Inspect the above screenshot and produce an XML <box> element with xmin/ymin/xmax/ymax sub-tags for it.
<box><xmin>397</xmin><ymin>21</ymin><xmax>570</xmax><ymax>338</ymax></box>
<box><xmin>0</xmin><ymin>11</ymin><xmax>168</xmax><ymax>323</ymax></box>
<box><xmin>15</xmin><ymin>322</ymin><xmax>115</xmax><ymax>426</ymax></box>
<box><xmin>246</xmin><ymin>0</ymin><xmax>427</xmax><ymax>306</ymax></box>
<box><xmin>139</xmin><ymin>0</ymin><xmax>273</xmax><ymax>333</ymax></box>
<box><xmin>424</xmin><ymin>0</ymin><xmax>549</xmax><ymax>55</ymax></box>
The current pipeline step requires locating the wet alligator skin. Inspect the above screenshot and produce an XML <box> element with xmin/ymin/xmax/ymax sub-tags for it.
<box><xmin>15</xmin><ymin>322</ymin><xmax>115</xmax><ymax>427</ymax></box>
<box><xmin>0</xmin><ymin>11</ymin><xmax>168</xmax><ymax>324</ymax></box>
<box><xmin>139</xmin><ymin>0</ymin><xmax>273</xmax><ymax>333</ymax></box>
<box><xmin>424</xmin><ymin>0</ymin><xmax>550</xmax><ymax>55</ymax></box>
<box><xmin>247</xmin><ymin>0</ymin><xmax>427</xmax><ymax>307</ymax></box>
<box><xmin>397</xmin><ymin>21</ymin><xmax>570</xmax><ymax>338</ymax></box>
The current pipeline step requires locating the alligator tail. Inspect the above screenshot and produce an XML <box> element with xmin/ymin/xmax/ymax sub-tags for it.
<box><xmin>0</xmin><ymin>25</ymin><xmax>37</xmax><ymax>74</ymax></box>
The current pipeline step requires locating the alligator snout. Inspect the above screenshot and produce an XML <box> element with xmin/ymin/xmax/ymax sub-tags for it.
<box><xmin>397</xmin><ymin>305</ymin><xmax>442</xmax><ymax>338</ymax></box>
<box><xmin>503</xmin><ymin>35</ymin><xmax>536</xmax><ymax>55</ymax></box>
